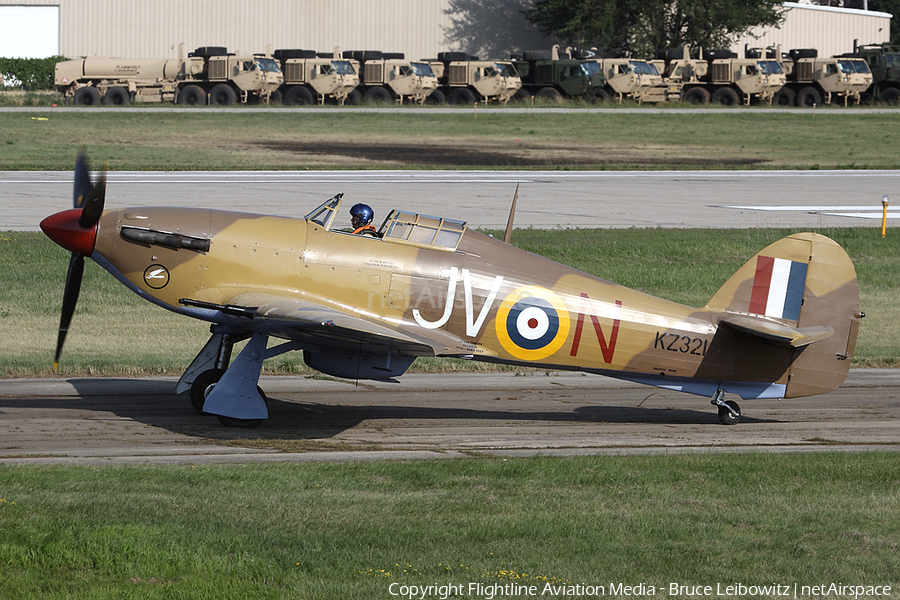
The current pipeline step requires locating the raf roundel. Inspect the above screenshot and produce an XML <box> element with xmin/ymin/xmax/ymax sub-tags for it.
<box><xmin>495</xmin><ymin>286</ymin><xmax>570</xmax><ymax>361</ymax></box>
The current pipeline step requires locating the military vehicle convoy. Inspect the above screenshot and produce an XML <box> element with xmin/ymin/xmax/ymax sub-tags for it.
<box><xmin>271</xmin><ymin>48</ymin><xmax>359</xmax><ymax>105</ymax></box>
<box><xmin>53</xmin><ymin>38</ymin><xmax>898</xmax><ymax>108</ymax></box>
<box><xmin>656</xmin><ymin>46</ymin><xmax>786</xmax><ymax>105</ymax></box>
<box><xmin>763</xmin><ymin>47</ymin><xmax>873</xmax><ymax>106</ymax></box>
<box><xmin>55</xmin><ymin>45</ymin><xmax>283</xmax><ymax>105</ymax></box>
<box><xmin>342</xmin><ymin>51</ymin><xmax>438</xmax><ymax>104</ymax></box>
<box><xmin>425</xmin><ymin>52</ymin><xmax>521</xmax><ymax>104</ymax></box>
<box><xmin>842</xmin><ymin>41</ymin><xmax>900</xmax><ymax>104</ymax></box>
<box><xmin>511</xmin><ymin>46</ymin><xmax>668</xmax><ymax>103</ymax></box>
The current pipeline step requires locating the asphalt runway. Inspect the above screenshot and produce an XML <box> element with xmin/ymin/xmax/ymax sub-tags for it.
<box><xmin>1</xmin><ymin>369</ymin><xmax>897</xmax><ymax>465</ymax></box>
<box><xmin>4</xmin><ymin>169</ymin><xmax>900</xmax><ymax>231</ymax></box>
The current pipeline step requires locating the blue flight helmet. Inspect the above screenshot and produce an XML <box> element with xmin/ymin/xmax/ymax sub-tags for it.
<box><xmin>350</xmin><ymin>203</ymin><xmax>374</xmax><ymax>226</ymax></box>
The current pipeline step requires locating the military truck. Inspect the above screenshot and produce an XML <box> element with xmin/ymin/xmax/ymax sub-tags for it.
<box><xmin>425</xmin><ymin>52</ymin><xmax>521</xmax><ymax>105</ymax></box>
<box><xmin>510</xmin><ymin>46</ymin><xmax>610</xmax><ymax>102</ymax></box>
<box><xmin>271</xmin><ymin>48</ymin><xmax>359</xmax><ymax>105</ymax></box>
<box><xmin>592</xmin><ymin>56</ymin><xmax>668</xmax><ymax>103</ymax></box>
<box><xmin>842</xmin><ymin>41</ymin><xmax>900</xmax><ymax>104</ymax></box>
<box><xmin>763</xmin><ymin>47</ymin><xmax>873</xmax><ymax>106</ymax></box>
<box><xmin>55</xmin><ymin>45</ymin><xmax>283</xmax><ymax>105</ymax></box>
<box><xmin>656</xmin><ymin>46</ymin><xmax>786</xmax><ymax>105</ymax></box>
<box><xmin>342</xmin><ymin>51</ymin><xmax>438</xmax><ymax>104</ymax></box>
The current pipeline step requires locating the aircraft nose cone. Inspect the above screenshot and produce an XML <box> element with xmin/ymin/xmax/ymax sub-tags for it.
<box><xmin>40</xmin><ymin>208</ymin><xmax>98</xmax><ymax>255</ymax></box>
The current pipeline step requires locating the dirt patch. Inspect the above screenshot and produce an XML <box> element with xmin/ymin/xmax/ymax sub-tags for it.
<box><xmin>255</xmin><ymin>140</ymin><xmax>768</xmax><ymax>168</ymax></box>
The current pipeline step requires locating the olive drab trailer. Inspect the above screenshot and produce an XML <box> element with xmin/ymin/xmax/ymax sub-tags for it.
<box><xmin>54</xmin><ymin>45</ymin><xmax>283</xmax><ymax>105</ymax></box>
<box><xmin>656</xmin><ymin>46</ymin><xmax>786</xmax><ymax>105</ymax></box>
<box><xmin>841</xmin><ymin>41</ymin><xmax>900</xmax><ymax>105</ymax></box>
<box><xmin>765</xmin><ymin>47</ymin><xmax>873</xmax><ymax>107</ymax></box>
<box><xmin>510</xmin><ymin>45</ymin><xmax>610</xmax><ymax>103</ymax></box>
<box><xmin>425</xmin><ymin>52</ymin><xmax>521</xmax><ymax>105</ymax></box>
<box><xmin>271</xmin><ymin>48</ymin><xmax>359</xmax><ymax>105</ymax></box>
<box><xmin>341</xmin><ymin>51</ymin><xmax>438</xmax><ymax>104</ymax></box>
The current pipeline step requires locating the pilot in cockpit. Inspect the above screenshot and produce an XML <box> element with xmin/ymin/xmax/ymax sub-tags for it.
<box><xmin>350</xmin><ymin>203</ymin><xmax>379</xmax><ymax>237</ymax></box>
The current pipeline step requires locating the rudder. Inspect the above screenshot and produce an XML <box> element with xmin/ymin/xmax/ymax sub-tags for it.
<box><xmin>706</xmin><ymin>233</ymin><xmax>861</xmax><ymax>398</ymax></box>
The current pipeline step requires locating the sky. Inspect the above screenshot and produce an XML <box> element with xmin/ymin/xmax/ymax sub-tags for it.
<box><xmin>0</xmin><ymin>6</ymin><xmax>60</xmax><ymax>58</ymax></box>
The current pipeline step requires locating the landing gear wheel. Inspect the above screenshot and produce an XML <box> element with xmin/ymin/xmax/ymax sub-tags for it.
<box><xmin>190</xmin><ymin>368</ymin><xmax>226</xmax><ymax>415</ymax></box>
<box><xmin>717</xmin><ymin>400</ymin><xmax>742</xmax><ymax>425</ymax></box>
<box><xmin>190</xmin><ymin>369</ymin><xmax>267</xmax><ymax>424</ymax></box>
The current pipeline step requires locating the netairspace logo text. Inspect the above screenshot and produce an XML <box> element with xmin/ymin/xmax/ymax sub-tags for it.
<box><xmin>387</xmin><ymin>582</ymin><xmax>893</xmax><ymax>599</ymax></box>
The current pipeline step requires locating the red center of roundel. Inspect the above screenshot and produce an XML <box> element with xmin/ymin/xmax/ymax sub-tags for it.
<box><xmin>528</xmin><ymin>318</ymin><xmax>539</xmax><ymax>329</ymax></box>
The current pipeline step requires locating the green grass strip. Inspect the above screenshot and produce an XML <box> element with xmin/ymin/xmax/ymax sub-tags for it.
<box><xmin>0</xmin><ymin>453</ymin><xmax>898</xmax><ymax>599</ymax></box>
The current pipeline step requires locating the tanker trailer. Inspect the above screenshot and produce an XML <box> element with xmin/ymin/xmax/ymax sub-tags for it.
<box><xmin>55</xmin><ymin>45</ymin><xmax>283</xmax><ymax>105</ymax></box>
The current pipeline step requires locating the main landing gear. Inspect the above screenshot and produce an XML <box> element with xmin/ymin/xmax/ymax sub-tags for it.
<box><xmin>176</xmin><ymin>326</ymin><xmax>301</xmax><ymax>428</ymax></box>
<box><xmin>711</xmin><ymin>388</ymin><xmax>741</xmax><ymax>425</ymax></box>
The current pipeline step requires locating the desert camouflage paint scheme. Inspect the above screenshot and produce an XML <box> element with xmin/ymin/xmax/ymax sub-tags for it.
<box><xmin>41</xmin><ymin>154</ymin><xmax>862</xmax><ymax>427</ymax></box>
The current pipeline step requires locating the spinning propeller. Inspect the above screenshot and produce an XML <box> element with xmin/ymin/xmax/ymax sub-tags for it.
<box><xmin>39</xmin><ymin>150</ymin><xmax>106</xmax><ymax>372</ymax></box>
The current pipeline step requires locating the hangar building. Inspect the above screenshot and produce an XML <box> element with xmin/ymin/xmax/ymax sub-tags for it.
<box><xmin>0</xmin><ymin>0</ymin><xmax>892</xmax><ymax>61</ymax></box>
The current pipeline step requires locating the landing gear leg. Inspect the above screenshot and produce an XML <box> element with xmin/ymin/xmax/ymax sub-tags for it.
<box><xmin>711</xmin><ymin>388</ymin><xmax>741</xmax><ymax>425</ymax></box>
<box><xmin>178</xmin><ymin>328</ymin><xmax>248</xmax><ymax>415</ymax></box>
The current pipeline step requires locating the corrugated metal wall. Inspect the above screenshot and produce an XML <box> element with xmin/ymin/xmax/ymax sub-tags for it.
<box><xmin>0</xmin><ymin>0</ymin><xmax>552</xmax><ymax>60</ymax></box>
<box><xmin>734</xmin><ymin>3</ymin><xmax>891</xmax><ymax>58</ymax></box>
<box><xmin>0</xmin><ymin>0</ymin><xmax>892</xmax><ymax>61</ymax></box>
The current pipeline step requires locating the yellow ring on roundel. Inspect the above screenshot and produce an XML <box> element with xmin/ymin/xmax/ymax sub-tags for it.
<box><xmin>495</xmin><ymin>285</ymin><xmax>570</xmax><ymax>361</ymax></box>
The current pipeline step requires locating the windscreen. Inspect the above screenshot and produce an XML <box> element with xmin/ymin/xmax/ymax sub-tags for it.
<box><xmin>255</xmin><ymin>58</ymin><xmax>282</xmax><ymax>73</ymax></box>
<box><xmin>331</xmin><ymin>60</ymin><xmax>356</xmax><ymax>75</ymax></box>
<box><xmin>410</xmin><ymin>62</ymin><xmax>436</xmax><ymax>77</ymax></box>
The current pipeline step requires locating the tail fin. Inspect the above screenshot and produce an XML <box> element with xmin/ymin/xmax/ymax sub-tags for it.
<box><xmin>706</xmin><ymin>233</ymin><xmax>861</xmax><ymax>398</ymax></box>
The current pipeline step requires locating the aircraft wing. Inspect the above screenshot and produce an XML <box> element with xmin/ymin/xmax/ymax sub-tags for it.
<box><xmin>720</xmin><ymin>314</ymin><xmax>834</xmax><ymax>348</ymax></box>
<box><xmin>221</xmin><ymin>291</ymin><xmax>441</xmax><ymax>356</ymax></box>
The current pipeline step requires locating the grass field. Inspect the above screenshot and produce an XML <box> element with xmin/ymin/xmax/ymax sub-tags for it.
<box><xmin>3</xmin><ymin>105</ymin><xmax>898</xmax><ymax>599</ymax></box>
<box><xmin>0</xmin><ymin>453</ymin><xmax>898</xmax><ymax>599</ymax></box>
<box><xmin>2</xmin><ymin>226</ymin><xmax>897</xmax><ymax>377</ymax></box>
<box><xmin>1</xmin><ymin>109</ymin><xmax>900</xmax><ymax>170</ymax></box>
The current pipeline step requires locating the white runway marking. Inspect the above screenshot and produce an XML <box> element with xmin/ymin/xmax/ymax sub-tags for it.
<box><xmin>722</xmin><ymin>205</ymin><xmax>899</xmax><ymax>220</ymax></box>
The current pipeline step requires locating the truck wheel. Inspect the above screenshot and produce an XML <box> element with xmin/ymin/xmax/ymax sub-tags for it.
<box><xmin>269</xmin><ymin>89</ymin><xmax>283</xmax><ymax>104</ymax></box>
<box><xmin>879</xmin><ymin>88</ymin><xmax>900</xmax><ymax>105</ymax></box>
<box><xmin>209</xmin><ymin>84</ymin><xmax>237</xmax><ymax>106</ymax></box>
<box><xmin>284</xmin><ymin>85</ymin><xmax>314</xmax><ymax>105</ymax></box>
<box><xmin>73</xmin><ymin>86</ymin><xmax>101</xmax><ymax>106</ymax></box>
<box><xmin>585</xmin><ymin>88</ymin><xmax>611</xmax><ymax>103</ymax></box>
<box><xmin>102</xmin><ymin>86</ymin><xmax>130</xmax><ymax>106</ymax></box>
<box><xmin>512</xmin><ymin>88</ymin><xmax>532</xmax><ymax>103</ymax></box>
<box><xmin>773</xmin><ymin>87</ymin><xmax>796</xmax><ymax>107</ymax></box>
<box><xmin>363</xmin><ymin>86</ymin><xmax>393</xmax><ymax>104</ymax></box>
<box><xmin>712</xmin><ymin>87</ymin><xmax>739</xmax><ymax>106</ymax></box>
<box><xmin>424</xmin><ymin>89</ymin><xmax>446</xmax><ymax>105</ymax></box>
<box><xmin>682</xmin><ymin>87</ymin><xmax>709</xmax><ymax>105</ymax></box>
<box><xmin>178</xmin><ymin>85</ymin><xmax>207</xmax><ymax>105</ymax></box>
<box><xmin>535</xmin><ymin>87</ymin><xmax>563</xmax><ymax>102</ymax></box>
<box><xmin>447</xmin><ymin>87</ymin><xmax>476</xmax><ymax>106</ymax></box>
<box><xmin>796</xmin><ymin>86</ymin><xmax>822</xmax><ymax>107</ymax></box>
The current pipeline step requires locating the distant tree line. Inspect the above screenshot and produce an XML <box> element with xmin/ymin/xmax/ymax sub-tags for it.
<box><xmin>0</xmin><ymin>57</ymin><xmax>64</xmax><ymax>90</ymax></box>
<box><xmin>524</xmin><ymin>0</ymin><xmax>898</xmax><ymax>57</ymax></box>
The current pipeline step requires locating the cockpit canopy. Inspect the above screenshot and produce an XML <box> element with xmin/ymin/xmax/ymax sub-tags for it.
<box><xmin>305</xmin><ymin>195</ymin><xmax>467</xmax><ymax>251</ymax></box>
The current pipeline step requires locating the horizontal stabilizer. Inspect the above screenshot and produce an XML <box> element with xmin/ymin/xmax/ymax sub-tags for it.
<box><xmin>721</xmin><ymin>314</ymin><xmax>834</xmax><ymax>348</ymax></box>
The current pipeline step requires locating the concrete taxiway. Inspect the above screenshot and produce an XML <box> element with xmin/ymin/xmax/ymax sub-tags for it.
<box><xmin>4</xmin><ymin>169</ymin><xmax>900</xmax><ymax>232</ymax></box>
<box><xmin>0</xmin><ymin>369</ymin><xmax>897</xmax><ymax>465</ymax></box>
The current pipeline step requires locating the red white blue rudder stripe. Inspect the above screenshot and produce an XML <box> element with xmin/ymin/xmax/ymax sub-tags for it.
<box><xmin>748</xmin><ymin>255</ymin><xmax>808</xmax><ymax>321</ymax></box>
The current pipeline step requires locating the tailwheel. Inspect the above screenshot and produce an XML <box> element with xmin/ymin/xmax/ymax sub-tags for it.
<box><xmin>711</xmin><ymin>389</ymin><xmax>741</xmax><ymax>425</ymax></box>
<box><xmin>717</xmin><ymin>400</ymin><xmax>742</xmax><ymax>426</ymax></box>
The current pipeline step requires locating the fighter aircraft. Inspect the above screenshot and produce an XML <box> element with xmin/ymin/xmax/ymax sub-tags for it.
<box><xmin>40</xmin><ymin>151</ymin><xmax>863</xmax><ymax>427</ymax></box>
